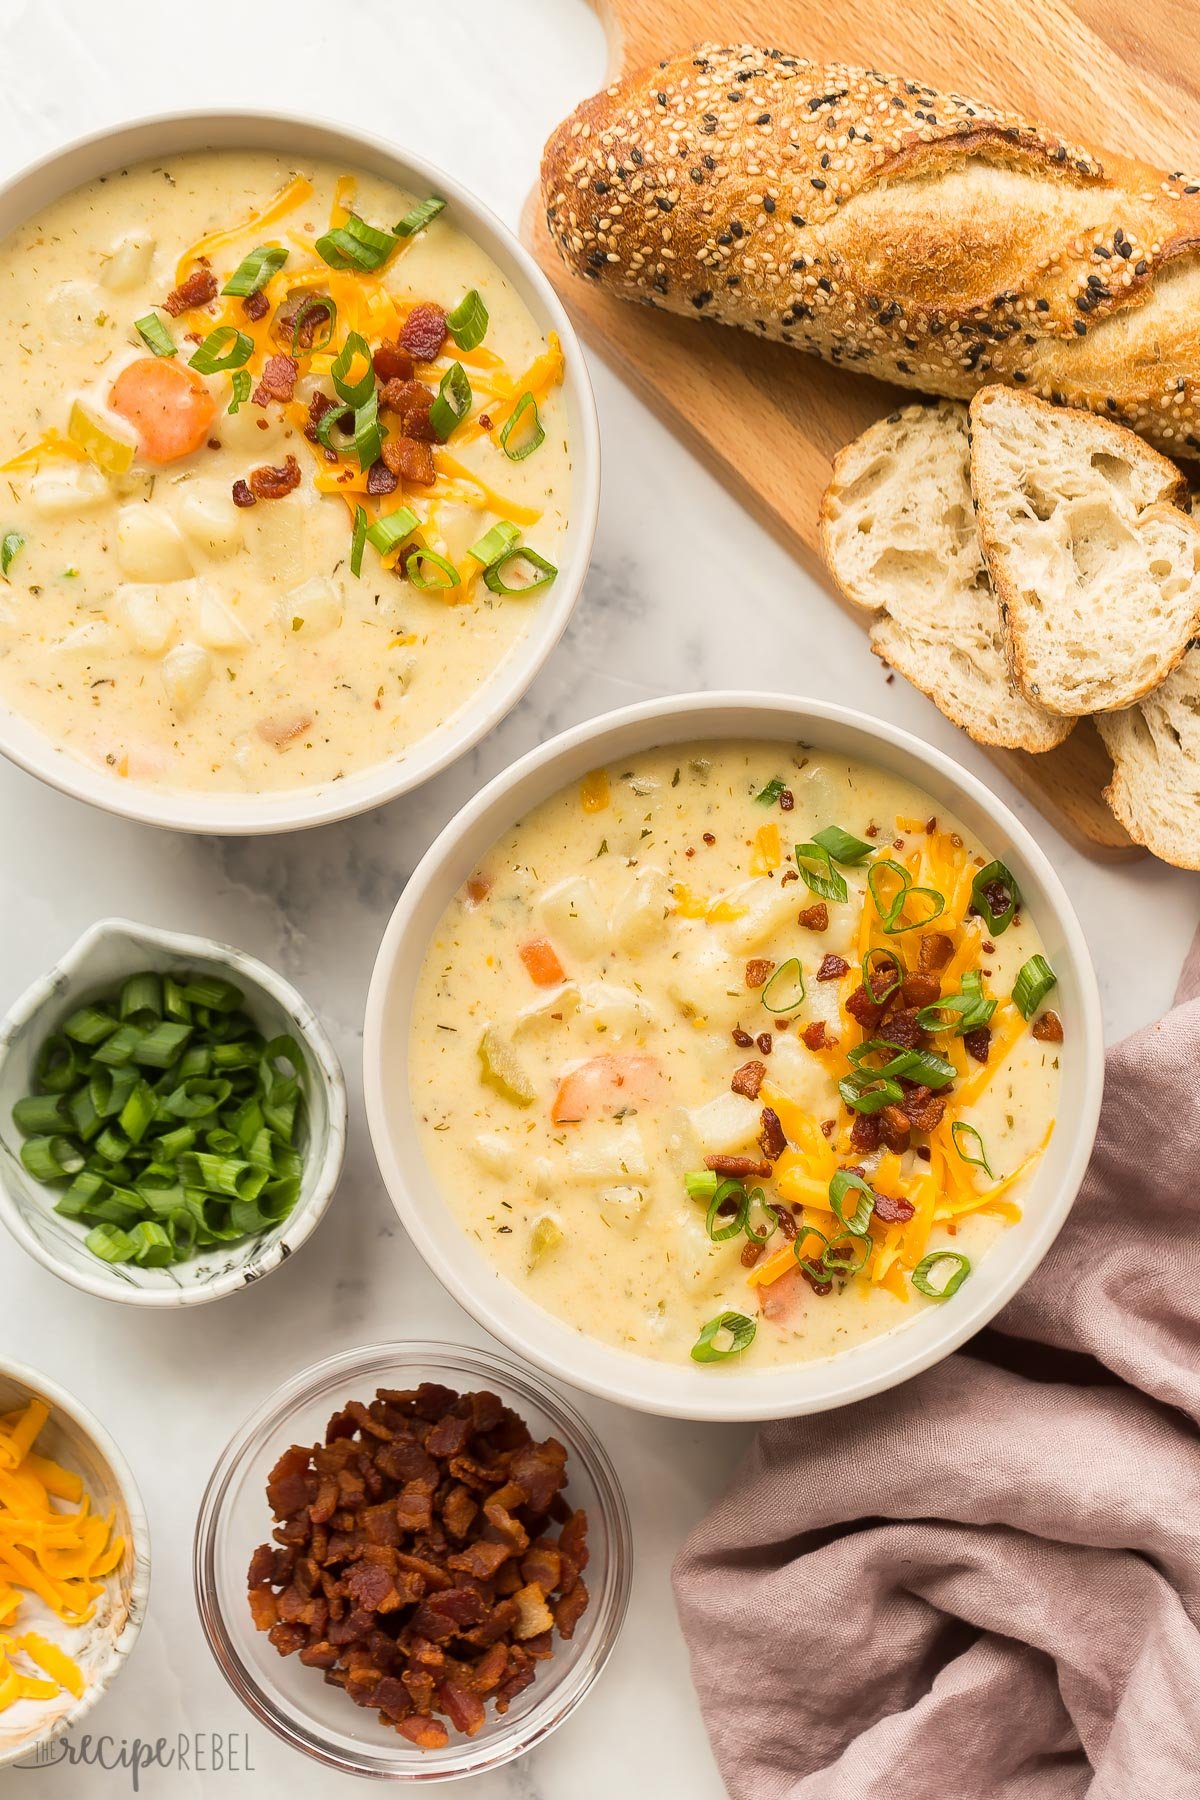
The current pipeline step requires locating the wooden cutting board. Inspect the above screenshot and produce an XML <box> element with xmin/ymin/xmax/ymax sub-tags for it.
<box><xmin>522</xmin><ymin>0</ymin><xmax>1200</xmax><ymax>860</ymax></box>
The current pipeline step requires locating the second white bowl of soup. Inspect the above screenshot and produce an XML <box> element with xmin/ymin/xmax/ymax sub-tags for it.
<box><xmin>0</xmin><ymin>113</ymin><xmax>597</xmax><ymax>832</ymax></box>
<box><xmin>365</xmin><ymin>695</ymin><xmax>1103</xmax><ymax>1421</ymax></box>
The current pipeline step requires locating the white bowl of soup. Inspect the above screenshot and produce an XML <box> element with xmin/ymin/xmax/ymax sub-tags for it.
<box><xmin>0</xmin><ymin>112</ymin><xmax>598</xmax><ymax>832</ymax></box>
<box><xmin>364</xmin><ymin>694</ymin><xmax>1103</xmax><ymax>1421</ymax></box>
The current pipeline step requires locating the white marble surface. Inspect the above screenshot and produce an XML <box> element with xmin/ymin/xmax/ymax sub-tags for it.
<box><xmin>1</xmin><ymin>2</ymin><xmax>1197</xmax><ymax>1794</ymax></box>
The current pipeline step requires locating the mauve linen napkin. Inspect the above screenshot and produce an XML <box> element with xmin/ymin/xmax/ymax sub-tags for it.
<box><xmin>673</xmin><ymin>957</ymin><xmax>1200</xmax><ymax>1800</ymax></box>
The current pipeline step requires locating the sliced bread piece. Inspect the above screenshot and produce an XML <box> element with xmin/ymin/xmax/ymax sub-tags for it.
<box><xmin>969</xmin><ymin>386</ymin><xmax>1196</xmax><ymax>716</ymax></box>
<box><xmin>819</xmin><ymin>401</ymin><xmax>1073</xmax><ymax>754</ymax></box>
<box><xmin>1098</xmin><ymin>654</ymin><xmax>1200</xmax><ymax>868</ymax></box>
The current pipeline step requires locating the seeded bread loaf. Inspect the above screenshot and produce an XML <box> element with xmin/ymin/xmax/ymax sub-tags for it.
<box><xmin>968</xmin><ymin>387</ymin><xmax>1199</xmax><ymax>714</ymax></box>
<box><xmin>542</xmin><ymin>46</ymin><xmax>1200</xmax><ymax>455</ymax></box>
<box><xmin>820</xmin><ymin>400</ymin><xmax>1072</xmax><ymax>752</ymax></box>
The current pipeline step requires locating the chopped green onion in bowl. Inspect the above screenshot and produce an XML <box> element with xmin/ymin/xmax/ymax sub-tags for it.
<box><xmin>12</xmin><ymin>967</ymin><xmax>310</xmax><ymax>1269</ymax></box>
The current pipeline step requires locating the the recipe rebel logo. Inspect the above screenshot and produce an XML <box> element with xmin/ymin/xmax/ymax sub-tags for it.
<box><xmin>15</xmin><ymin>1730</ymin><xmax>256</xmax><ymax>1790</ymax></box>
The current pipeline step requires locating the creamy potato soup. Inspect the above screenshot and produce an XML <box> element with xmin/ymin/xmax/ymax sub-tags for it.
<box><xmin>0</xmin><ymin>152</ymin><xmax>570</xmax><ymax>791</ymax></box>
<box><xmin>411</xmin><ymin>742</ymin><xmax>1064</xmax><ymax>1370</ymax></box>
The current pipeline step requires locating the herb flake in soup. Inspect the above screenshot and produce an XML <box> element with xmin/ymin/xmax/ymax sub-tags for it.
<box><xmin>0</xmin><ymin>153</ymin><xmax>570</xmax><ymax>792</ymax></box>
<box><xmin>409</xmin><ymin>742</ymin><xmax>1063</xmax><ymax>1370</ymax></box>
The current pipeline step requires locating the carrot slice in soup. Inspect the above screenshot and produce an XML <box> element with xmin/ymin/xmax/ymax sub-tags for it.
<box><xmin>518</xmin><ymin>935</ymin><xmax>566</xmax><ymax>987</ymax></box>
<box><xmin>108</xmin><ymin>357</ymin><xmax>217</xmax><ymax>463</ymax></box>
<box><xmin>551</xmin><ymin>1053</ymin><xmax>665</xmax><ymax>1123</ymax></box>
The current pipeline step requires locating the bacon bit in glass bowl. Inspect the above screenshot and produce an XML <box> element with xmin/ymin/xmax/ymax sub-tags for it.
<box><xmin>194</xmin><ymin>1342</ymin><xmax>630</xmax><ymax>1780</ymax></box>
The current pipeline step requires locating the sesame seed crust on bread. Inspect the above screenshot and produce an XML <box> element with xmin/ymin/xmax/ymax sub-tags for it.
<box><xmin>541</xmin><ymin>45</ymin><xmax>1200</xmax><ymax>455</ymax></box>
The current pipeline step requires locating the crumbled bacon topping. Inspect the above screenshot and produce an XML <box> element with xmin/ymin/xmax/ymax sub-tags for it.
<box><xmin>1031</xmin><ymin>1011</ymin><xmax>1063</xmax><ymax>1044</ymax></box>
<box><xmin>374</xmin><ymin>338</ymin><xmax>416</xmax><ymax>383</ymax></box>
<box><xmin>382</xmin><ymin>435</ymin><xmax>436</xmax><ymax>486</ymax></box>
<box><xmin>248</xmin><ymin>1384</ymin><xmax>589</xmax><ymax>1748</ymax></box>
<box><xmin>400</xmin><ymin>303</ymin><xmax>448</xmax><ymax>362</ymax></box>
<box><xmin>248</xmin><ymin>454</ymin><xmax>302</xmax><ymax>500</ymax></box>
<box><xmin>252</xmin><ymin>353</ymin><xmax>299</xmax><ymax>406</ymax></box>
<box><xmin>797</xmin><ymin>903</ymin><xmax>828</xmax><ymax>931</ymax></box>
<box><xmin>745</xmin><ymin>958</ymin><xmax>774</xmax><ymax>990</ymax></box>
<box><xmin>163</xmin><ymin>264</ymin><xmax>217</xmax><ymax>316</ymax></box>
<box><xmin>731</xmin><ymin>1060</ymin><xmax>766</xmax><ymax>1100</ymax></box>
<box><xmin>816</xmin><ymin>953</ymin><xmax>850</xmax><ymax>982</ymax></box>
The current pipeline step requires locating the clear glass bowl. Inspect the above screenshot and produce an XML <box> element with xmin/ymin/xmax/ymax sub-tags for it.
<box><xmin>193</xmin><ymin>1341</ymin><xmax>631</xmax><ymax>1781</ymax></box>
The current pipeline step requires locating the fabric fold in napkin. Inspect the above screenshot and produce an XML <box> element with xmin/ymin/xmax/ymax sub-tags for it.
<box><xmin>673</xmin><ymin>962</ymin><xmax>1200</xmax><ymax>1799</ymax></box>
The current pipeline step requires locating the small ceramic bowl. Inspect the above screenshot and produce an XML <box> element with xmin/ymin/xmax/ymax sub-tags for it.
<box><xmin>0</xmin><ymin>1358</ymin><xmax>149</xmax><ymax>1768</ymax></box>
<box><xmin>0</xmin><ymin>917</ymin><xmax>346</xmax><ymax>1306</ymax></box>
<box><xmin>194</xmin><ymin>1341</ymin><xmax>631</xmax><ymax>1781</ymax></box>
<box><xmin>363</xmin><ymin>691</ymin><xmax>1105</xmax><ymax>1421</ymax></box>
<box><xmin>0</xmin><ymin>110</ymin><xmax>599</xmax><ymax>835</ymax></box>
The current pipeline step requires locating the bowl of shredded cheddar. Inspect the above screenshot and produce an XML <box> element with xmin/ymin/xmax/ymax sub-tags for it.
<box><xmin>0</xmin><ymin>1359</ymin><xmax>148</xmax><ymax>1765</ymax></box>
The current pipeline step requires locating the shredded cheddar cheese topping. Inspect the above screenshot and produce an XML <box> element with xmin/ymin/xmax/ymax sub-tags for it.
<box><xmin>0</xmin><ymin>1401</ymin><xmax>124</xmax><ymax>1713</ymax></box>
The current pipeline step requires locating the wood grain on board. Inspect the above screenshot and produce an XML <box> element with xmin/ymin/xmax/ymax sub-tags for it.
<box><xmin>521</xmin><ymin>0</ymin><xmax>1200</xmax><ymax>859</ymax></box>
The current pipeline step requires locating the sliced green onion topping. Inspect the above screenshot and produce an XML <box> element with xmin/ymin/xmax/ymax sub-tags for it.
<box><xmin>350</xmin><ymin>505</ymin><xmax>368</xmax><ymax>579</ymax></box>
<box><xmin>951</xmin><ymin>1121</ymin><xmax>995</xmax><ymax>1179</ymax></box>
<box><xmin>429</xmin><ymin>362</ymin><xmax>472</xmax><ymax>440</ymax></box>
<box><xmin>221</xmin><ymin>244</ymin><xmax>289</xmax><ymax>297</ymax></box>
<box><xmin>499</xmin><ymin>391</ymin><xmax>546</xmax><ymax>462</ymax></box>
<box><xmin>838</xmin><ymin>1071</ymin><xmax>905</xmax><ymax>1114</ymax></box>
<box><xmin>228</xmin><ymin>369</ymin><xmax>251</xmax><ymax>414</ymax></box>
<box><xmin>847</xmin><ymin>1038</ymin><xmax>956</xmax><ymax>1091</ymax></box>
<box><xmin>862</xmin><ymin>948</ymin><xmax>905</xmax><ymax>1007</ymax></box>
<box><xmin>812</xmin><ymin>825</ymin><xmax>875</xmax><ymax>864</ymax></box>
<box><xmin>469</xmin><ymin>520</ymin><xmax>521</xmax><ymax>567</ymax></box>
<box><xmin>404</xmin><ymin>546</ymin><xmax>460</xmax><ymax>591</ymax></box>
<box><xmin>315</xmin><ymin>403</ymin><xmax>354</xmax><ymax>454</ymax></box>
<box><xmin>760</xmin><ymin>957</ymin><xmax>805</xmax><ymax>1014</ymax></box>
<box><xmin>315</xmin><ymin>213</ymin><xmax>397</xmax><ymax>272</ymax></box>
<box><xmin>755</xmin><ymin>777</ymin><xmax>786</xmax><ymax>805</ymax></box>
<box><xmin>691</xmin><ymin>1310</ymin><xmax>756</xmax><ymax>1363</ymax></box>
<box><xmin>447</xmin><ymin>289</ymin><xmax>489</xmax><ymax>351</ymax></box>
<box><xmin>134</xmin><ymin>312</ymin><xmax>176</xmax><ymax>357</ymax></box>
<box><xmin>705</xmin><ymin>1178</ymin><xmax>749</xmax><ymax>1242</ymax></box>
<box><xmin>289</xmin><ymin>294</ymin><xmax>337</xmax><ymax>355</ymax></box>
<box><xmin>684</xmin><ymin>1170</ymin><xmax>721</xmax><ymax>1202</ymax></box>
<box><xmin>916</xmin><ymin>969</ymin><xmax>996</xmax><ymax>1036</ymax></box>
<box><xmin>1013</xmin><ymin>954</ymin><xmax>1056</xmax><ymax>1020</ymax></box>
<box><xmin>971</xmin><ymin>860</ymin><xmax>1020</xmax><ymax>936</ymax></box>
<box><xmin>912</xmin><ymin>1251</ymin><xmax>972</xmax><ymax>1300</ymax></box>
<box><xmin>794</xmin><ymin>842</ymin><xmax>849</xmax><ymax>904</ymax></box>
<box><xmin>744</xmin><ymin>1189</ymin><xmax>779</xmax><ymax>1245</ymax></box>
<box><xmin>365</xmin><ymin>507</ymin><xmax>420</xmax><ymax>556</ymax></box>
<box><xmin>828</xmin><ymin>1168</ymin><xmax>876</xmax><ymax>1236</ymax></box>
<box><xmin>1</xmin><ymin>531</ymin><xmax>24</xmax><ymax>577</ymax></box>
<box><xmin>482</xmin><ymin>547</ymin><xmax>558</xmax><ymax>597</ymax></box>
<box><xmin>867</xmin><ymin>859</ymin><xmax>945</xmax><ymax>935</ymax></box>
<box><xmin>12</xmin><ymin>967</ymin><xmax>306</xmax><ymax>1269</ymax></box>
<box><xmin>353</xmin><ymin>390</ymin><xmax>384</xmax><ymax>472</ymax></box>
<box><xmin>331</xmin><ymin>331</ymin><xmax>376</xmax><ymax>408</ymax></box>
<box><xmin>395</xmin><ymin>196</ymin><xmax>446</xmax><ymax>237</ymax></box>
<box><xmin>189</xmin><ymin>327</ymin><xmax>254</xmax><ymax>374</ymax></box>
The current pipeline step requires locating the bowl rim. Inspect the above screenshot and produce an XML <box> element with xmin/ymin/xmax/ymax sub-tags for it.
<box><xmin>0</xmin><ymin>1355</ymin><xmax>150</xmax><ymax>1768</ymax></box>
<box><xmin>192</xmin><ymin>1338</ymin><xmax>632</xmax><ymax>1781</ymax></box>
<box><xmin>362</xmin><ymin>689</ymin><xmax>1106</xmax><ymax>1422</ymax></box>
<box><xmin>0</xmin><ymin>915</ymin><xmax>348</xmax><ymax>1307</ymax></box>
<box><xmin>0</xmin><ymin>106</ymin><xmax>600</xmax><ymax>835</ymax></box>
